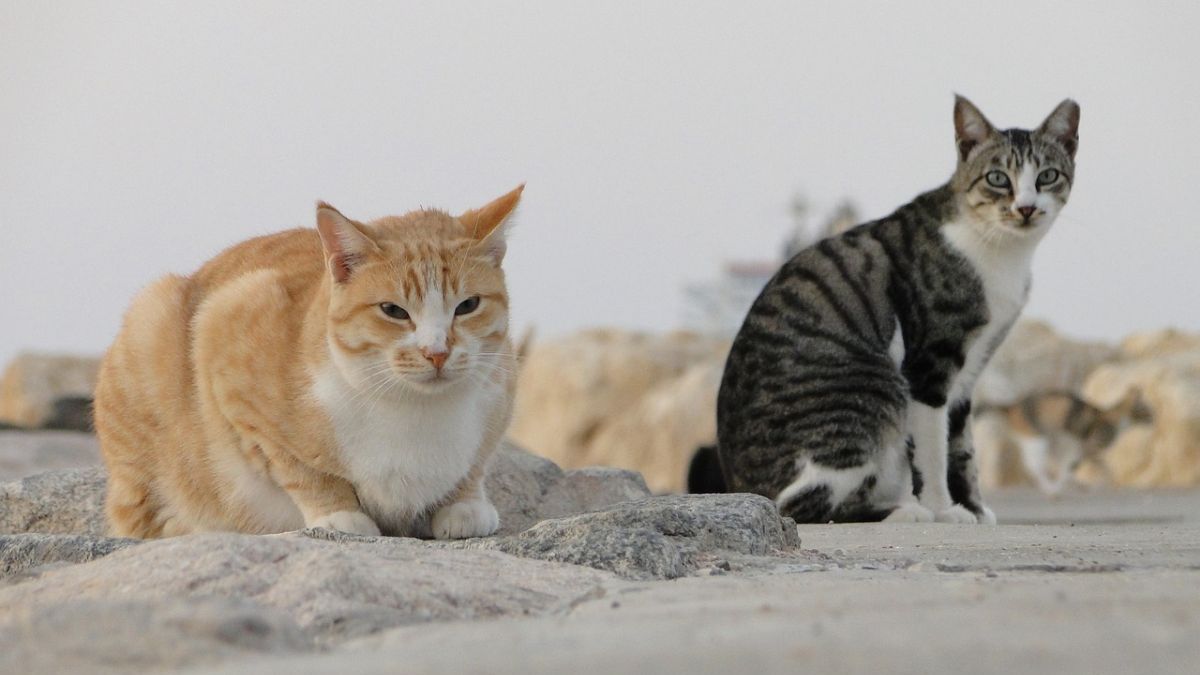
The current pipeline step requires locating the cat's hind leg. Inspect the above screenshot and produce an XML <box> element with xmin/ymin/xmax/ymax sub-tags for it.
<box><xmin>776</xmin><ymin>460</ymin><xmax>875</xmax><ymax>524</ymax></box>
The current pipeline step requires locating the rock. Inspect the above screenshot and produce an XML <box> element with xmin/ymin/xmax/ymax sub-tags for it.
<box><xmin>0</xmin><ymin>444</ymin><xmax>650</xmax><ymax>539</ymax></box>
<box><xmin>0</xmin><ymin>430</ymin><xmax>101</xmax><ymax>482</ymax></box>
<box><xmin>510</xmin><ymin>329</ymin><xmax>728</xmax><ymax>493</ymax></box>
<box><xmin>460</xmin><ymin>493</ymin><xmax>800</xmax><ymax>580</ymax></box>
<box><xmin>0</xmin><ymin>533</ymin><xmax>138</xmax><ymax>579</ymax></box>
<box><xmin>484</xmin><ymin>441</ymin><xmax>568</xmax><ymax>535</ymax></box>
<box><xmin>0</xmin><ymin>353</ymin><xmax>100</xmax><ymax>428</ymax></box>
<box><xmin>0</xmin><ymin>597</ymin><xmax>311</xmax><ymax>675</ymax></box>
<box><xmin>545</xmin><ymin>466</ymin><xmax>651</xmax><ymax>517</ymax></box>
<box><xmin>0</xmin><ymin>467</ymin><xmax>108</xmax><ymax>536</ymax></box>
<box><xmin>0</xmin><ymin>532</ymin><xmax>613</xmax><ymax>647</ymax></box>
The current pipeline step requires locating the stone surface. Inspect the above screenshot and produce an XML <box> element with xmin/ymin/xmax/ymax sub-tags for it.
<box><xmin>464</xmin><ymin>494</ymin><xmax>799</xmax><ymax>579</ymax></box>
<box><xmin>0</xmin><ymin>467</ymin><xmax>108</xmax><ymax>536</ymax></box>
<box><xmin>0</xmin><ymin>532</ymin><xmax>615</xmax><ymax>646</ymax></box>
<box><xmin>187</xmin><ymin>489</ymin><xmax>1200</xmax><ymax>675</ymax></box>
<box><xmin>0</xmin><ymin>598</ymin><xmax>311</xmax><ymax>675</ymax></box>
<box><xmin>0</xmin><ymin>533</ymin><xmax>138</xmax><ymax>579</ymax></box>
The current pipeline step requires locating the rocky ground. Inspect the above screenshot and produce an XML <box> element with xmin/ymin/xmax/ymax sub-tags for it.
<box><xmin>2</xmin><ymin>431</ymin><xmax>1198</xmax><ymax>674</ymax></box>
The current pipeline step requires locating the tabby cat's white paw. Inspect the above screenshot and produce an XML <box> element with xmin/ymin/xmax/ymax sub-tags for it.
<box><xmin>309</xmin><ymin>510</ymin><xmax>381</xmax><ymax>537</ymax></box>
<box><xmin>884</xmin><ymin>502</ymin><xmax>935</xmax><ymax>523</ymax></box>
<box><xmin>977</xmin><ymin>505</ymin><xmax>997</xmax><ymax>525</ymax></box>
<box><xmin>432</xmin><ymin>499</ymin><xmax>499</xmax><ymax>540</ymax></box>
<box><xmin>934</xmin><ymin>504</ymin><xmax>978</xmax><ymax>524</ymax></box>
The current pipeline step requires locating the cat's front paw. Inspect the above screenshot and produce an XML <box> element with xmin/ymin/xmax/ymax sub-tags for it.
<box><xmin>976</xmin><ymin>504</ymin><xmax>997</xmax><ymax>525</ymax></box>
<box><xmin>432</xmin><ymin>499</ymin><xmax>499</xmax><ymax>540</ymax></box>
<box><xmin>309</xmin><ymin>510</ymin><xmax>381</xmax><ymax>537</ymax></box>
<box><xmin>934</xmin><ymin>504</ymin><xmax>978</xmax><ymax>524</ymax></box>
<box><xmin>884</xmin><ymin>502</ymin><xmax>935</xmax><ymax>523</ymax></box>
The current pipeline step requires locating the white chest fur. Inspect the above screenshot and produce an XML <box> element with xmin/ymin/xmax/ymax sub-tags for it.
<box><xmin>312</xmin><ymin>367</ymin><xmax>493</xmax><ymax>534</ymax></box>
<box><xmin>940</xmin><ymin>221</ymin><xmax>1038</xmax><ymax>402</ymax></box>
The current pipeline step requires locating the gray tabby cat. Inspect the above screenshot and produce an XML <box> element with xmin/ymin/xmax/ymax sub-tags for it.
<box><xmin>705</xmin><ymin>96</ymin><xmax>1080</xmax><ymax>524</ymax></box>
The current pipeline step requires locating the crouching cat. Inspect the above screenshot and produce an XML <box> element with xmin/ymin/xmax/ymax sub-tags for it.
<box><xmin>981</xmin><ymin>389</ymin><xmax>1144</xmax><ymax>495</ymax></box>
<box><xmin>94</xmin><ymin>186</ymin><xmax>524</xmax><ymax>539</ymax></box>
<box><xmin>711</xmin><ymin>96</ymin><xmax>1080</xmax><ymax>524</ymax></box>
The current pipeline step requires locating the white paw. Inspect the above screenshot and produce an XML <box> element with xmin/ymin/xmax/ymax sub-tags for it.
<box><xmin>934</xmin><ymin>504</ymin><xmax>978</xmax><ymax>524</ymax></box>
<box><xmin>977</xmin><ymin>505</ymin><xmax>997</xmax><ymax>525</ymax></box>
<box><xmin>432</xmin><ymin>499</ymin><xmax>499</xmax><ymax>540</ymax></box>
<box><xmin>309</xmin><ymin>510</ymin><xmax>381</xmax><ymax>537</ymax></box>
<box><xmin>884</xmin><ymin>502</ymin><xmax>935</xmax><ymax>523</ymax></box>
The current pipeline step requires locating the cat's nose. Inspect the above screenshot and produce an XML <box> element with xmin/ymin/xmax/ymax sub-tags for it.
<box><xmin>1016</xmin><ymin>206</ymin><xmax>1037</xmax><ymax>221</ymax></box>
<box><xmin>421</xmin><ymin>348</ymin><xmax>449</xmax><ymax>370</ymax></box>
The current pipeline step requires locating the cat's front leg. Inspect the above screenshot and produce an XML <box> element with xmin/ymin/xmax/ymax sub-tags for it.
<box><xmin>432</xmin><ymin>463</ymin><xmax>499</xmax><ymax>540</ymax></box>
<box><xmin>280</xmin><ymin>465</ymin><xmax>381</xmax><ymax>536</ymax></box>
<box><xmin>947</xmin><ymin>400</ymin><xmax>995</xmax><ymax>524</ymax></box>
<box><xmin>908</xmin><ymin>402</ymin><xmax>977</xmax><ymax>523</ymax></box>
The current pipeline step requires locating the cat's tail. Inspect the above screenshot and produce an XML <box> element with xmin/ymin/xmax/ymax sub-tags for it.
<box><xmin>686</xmin><ymin>444</ymin><xmax>728</xmax><ymax>493</ymax></box>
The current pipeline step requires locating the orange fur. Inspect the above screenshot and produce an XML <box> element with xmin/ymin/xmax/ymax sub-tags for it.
<box><xmin>94</xmin><ymin>186</ymin><xmax>523</xmax><ymax>539</ymax></box>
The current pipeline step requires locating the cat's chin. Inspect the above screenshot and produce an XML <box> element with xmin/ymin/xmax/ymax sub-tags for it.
<box><xmin>398</xmin><ymin>372</ymin><xmax>469</xmax><ymax>395</ymax></box>
<box><xmin>985</xmin><ymin>219</ymin><xmax>1051</xmax><ymax>241</ymax></box>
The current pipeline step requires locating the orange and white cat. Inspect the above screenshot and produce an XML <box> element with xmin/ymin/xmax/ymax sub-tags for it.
<box><xmin>94</xmin><ymin>186</ymin><xmax>524</xmax><ymax>539</ymax></box>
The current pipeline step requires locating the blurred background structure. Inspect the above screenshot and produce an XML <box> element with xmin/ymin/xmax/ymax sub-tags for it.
<box><xmin>3</xmin><ymin>1</ymin><xmax>1200</xmax><ymax>368</ymax></box>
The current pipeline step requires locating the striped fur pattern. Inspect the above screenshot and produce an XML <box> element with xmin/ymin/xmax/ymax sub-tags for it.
<box><xmin>985</xmin><ymin>389</ymin><xmax>1143</xmax><ymax>494</ymax></box>
<box><xmin>714</xmin><ymin>96</ymin><xmax>1080</xmax><ymax>524</ymax></box>
<box><xmin>95</xmin><ymin>185</ymin><xmax>523</xmax><ymax>539</ymax></box>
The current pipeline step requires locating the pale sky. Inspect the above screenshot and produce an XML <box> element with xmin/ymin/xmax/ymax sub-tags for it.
<box><xmin>2</xmin><ymin>1</ymin><xmax>1198</xmax><ymax>366</ymax></box>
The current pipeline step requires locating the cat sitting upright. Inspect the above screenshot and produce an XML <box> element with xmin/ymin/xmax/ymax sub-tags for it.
<box><xmin>95</xmin><ymin>186</ymin><xmax>524</xmax><ymax>539</ymax></box>
<box><xmin>710</xmin><ymin>96</ymin><xmax>1080</xmax><ymax>524</ymax></box>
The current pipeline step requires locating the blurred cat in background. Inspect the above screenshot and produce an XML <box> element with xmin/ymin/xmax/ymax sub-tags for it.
<box><xmin>980</xmin><ymin>389</ymin><xmax>1146</xmax><ymax>495</ymax></box>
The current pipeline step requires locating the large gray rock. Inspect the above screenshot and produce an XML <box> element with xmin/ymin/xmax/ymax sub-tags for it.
<box><xmin>0</xmin><ymin>467</ymin><xmax>107</xmax><ymax>536</ymax></box>
<box><xmin>0</xmin><ymin>533</ymin><xmax>138</xmax><ymax>579</ymax></box>
<box><xmin>488</xmin><ymin>444</ymin><xmax>652</xmax><ymax>535</ymax></box>
<box><xmin>0</xmin><ymin>598</ymin><xmax>310</xmax><ymax>675</ymax></box>
<box><xmin>0</xmin><ymin>532</ymin><xmax>613</xmax><ymax>646</ymax></box>
<box><xmin>462</xmin><ymin>493</ymin><xmax>800</xmax><ymax>580</ymax></box>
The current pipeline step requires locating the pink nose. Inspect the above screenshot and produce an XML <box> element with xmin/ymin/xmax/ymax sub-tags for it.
<box><xmin>1016</xmin><ymin>206</ymin><xmax>1037</xmax><ymax>221</ymax></box>
<box><xmin>421</xmin><ymin>348</ymin><xmax>449</xmax><ymax>370</ymax></box>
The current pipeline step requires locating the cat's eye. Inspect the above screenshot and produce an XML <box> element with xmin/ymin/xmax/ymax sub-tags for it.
<box><xmin>1036</xmin><ymin>169</ymin><xmax>1060</xmax><ymax>187</ymax></box>
<box><xmin>985</xmin><ymin>170</ymin><xmax>1011</xmax><ymax>189</ymax></box>
<box><xmin>379</xmin><ymin>302</ymin><xmax>410</xmax><ymax>321</ymax></box>
<box><xmin>455</xmin><ymin>296</ymin><xmax>481</xmax><ymax>316</ymax></box>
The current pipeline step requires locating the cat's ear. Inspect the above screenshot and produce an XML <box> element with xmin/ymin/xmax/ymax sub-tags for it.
<box><xmin>953</xmin><ymin>95</ymin><xmax>995</xmax><ymax>162</ymax></box>
<box><xmin>1037</xmin><ymin>99</ymin><xmax>1080</xmax><ymax>160</ymax></box>
<box><xmin>315</xmin><ymin>202</ymin><xmax>379</xmax><ymax>283</ymax></box>
<box><xmin>460</xmin><ymin>184</ymin><xmax>524</xmax><ymax>264</ymax></box>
